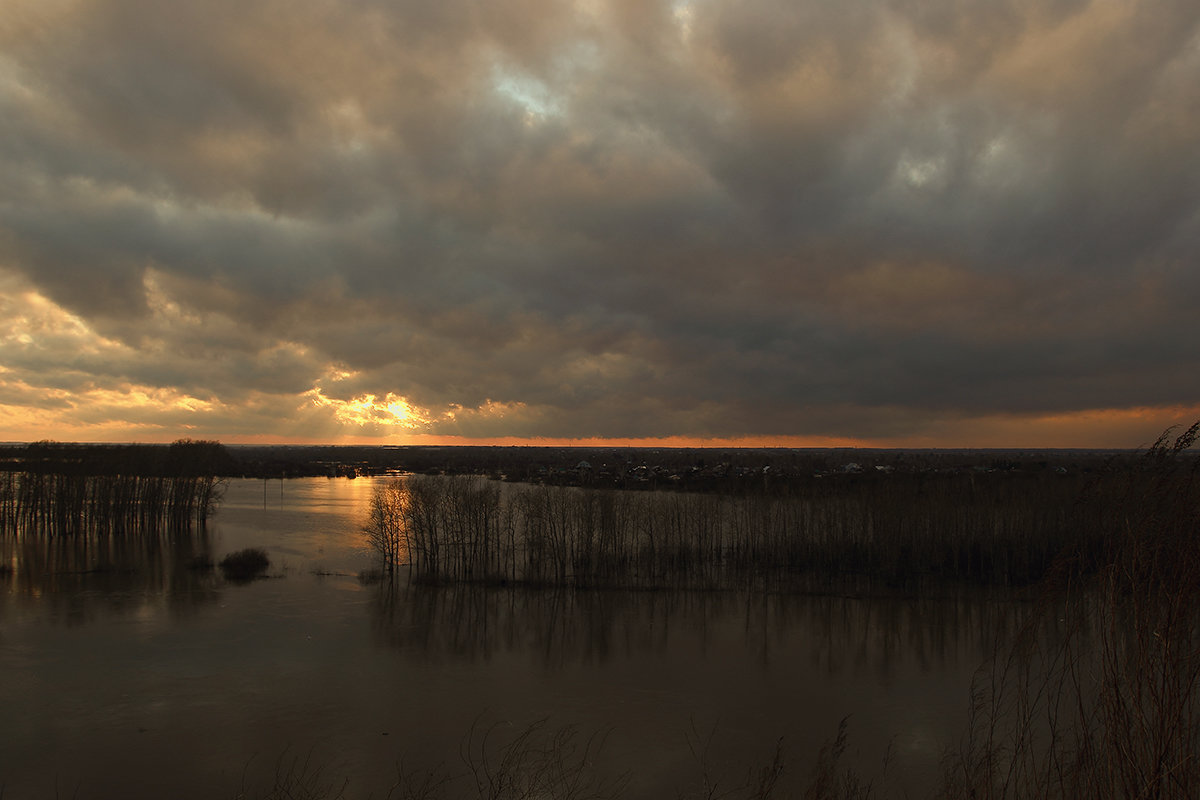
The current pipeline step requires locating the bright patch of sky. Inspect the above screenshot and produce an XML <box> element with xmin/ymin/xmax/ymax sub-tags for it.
<box><xmin>306</xmin><ymin>388</ymin><xmax>434</xmax><ymax>429</ymax></box>
<box><xmin>897</xmin><ymin>153</ymin><xmax>947</xmax><ymax>190</ymax></box>
<box><xmin>0</xmin><ymin>275</ymin><xmax>122</xmax><ymax>357</ymax></box>
<box><xmin>672</xmin><ymin>0</ymin><xmax>695</xmax><ymax>42</ymax></box>
<box><xmin>490</xmin><ymin>64</ymin><xmax>564</xmax><ymax>122</ymax></box>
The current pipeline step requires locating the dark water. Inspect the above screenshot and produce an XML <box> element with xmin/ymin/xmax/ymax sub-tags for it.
<box><xmin>0</xmin><ymin>477</ymin><xmax>1032</xmax><ymax>798</ymax></box>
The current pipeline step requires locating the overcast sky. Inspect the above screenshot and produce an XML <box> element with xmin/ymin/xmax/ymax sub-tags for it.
<box><xmin>1</xmin><ymin>0</ymin><xmax>1198</xmax><ymax>447</ymax></box>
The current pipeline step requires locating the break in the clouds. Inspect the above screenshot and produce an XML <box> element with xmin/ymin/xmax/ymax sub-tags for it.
<box><xmin>1</xmin><ymin>0</ymin><xmax>1198</xmax><ymax>446</ymax></box>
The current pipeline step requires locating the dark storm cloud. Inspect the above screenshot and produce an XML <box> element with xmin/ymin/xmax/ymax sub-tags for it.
<box><xmin>1</xmin><ymin>0</ymin><xmax>1198</xmax><ymax>442</ymax></box>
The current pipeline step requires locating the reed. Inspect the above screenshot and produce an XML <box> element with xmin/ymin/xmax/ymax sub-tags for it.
<box><xmin>365</xmin><ymin>466</ymin><xmax>1120</xmax><ymax>591</ymax></box>
<box><xmin>939</xmin><ymin>422</ymin><xmax>1200</xmax><ymax>799</ymax></box>
<box><xmin>234</xmin><ymin>717</ymin><xmax>883</xmax><ymax>800</ymax></box>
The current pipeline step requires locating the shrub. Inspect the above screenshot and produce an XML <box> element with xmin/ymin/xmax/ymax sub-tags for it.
<box><xmin>219</xmin><ymin>547</ymin><xmax>270</xmax><ymax>582</ymax></box>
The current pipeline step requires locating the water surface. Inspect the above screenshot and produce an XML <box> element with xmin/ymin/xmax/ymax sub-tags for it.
<box><xmin>0</xmin><ymin>477</ymin><xmax>1029</xmax><ymax>798</ymax></box>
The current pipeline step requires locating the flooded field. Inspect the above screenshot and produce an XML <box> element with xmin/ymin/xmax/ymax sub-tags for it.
<box><xmin>1</xmin><ymin>477</ymin><xmax>1041</xmax><ymax>798</ymax></box>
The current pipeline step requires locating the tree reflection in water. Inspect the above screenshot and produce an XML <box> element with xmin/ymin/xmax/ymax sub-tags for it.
<box><xmin>369</xmin><ymin>579</ymin><xmax>1045</xmax><ymax>677</ymax></box>
<box><xmin>0</xmin><ymin>525</ymin><xmax>222</xmax><ymax>624</ymax></box>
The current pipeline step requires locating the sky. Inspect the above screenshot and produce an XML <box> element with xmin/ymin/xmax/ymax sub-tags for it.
<box><xmin>1</xmin><ymin>0</ymin><xmax>1198</xmax><ymax>448</ymax></box>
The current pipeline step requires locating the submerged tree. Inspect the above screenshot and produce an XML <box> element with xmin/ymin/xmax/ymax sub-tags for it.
<box><xmin>0</xmin><ymin>439</ymin><xmax>232</xmax><ymax>537</ymax></box>
<box><xmin>366</xmin><ymin>479</ymin><xmax>409</xmax><ymax>572</ymax></box>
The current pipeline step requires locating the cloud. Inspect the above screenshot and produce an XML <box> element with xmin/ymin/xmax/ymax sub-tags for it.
<box><xmin>1</xmin><ymin>0</ymin><xmax>1199</xmax><ymax>445</ymax></box>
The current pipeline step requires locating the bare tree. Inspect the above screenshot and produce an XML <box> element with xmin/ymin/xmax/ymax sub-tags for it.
<box><xmin>366</xmin><ymin>479</ymin><xmax>409</xmax><ymax>572</ymax></box>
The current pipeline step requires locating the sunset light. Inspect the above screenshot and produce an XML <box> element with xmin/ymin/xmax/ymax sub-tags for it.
<box><xmin>0</xmin><ymin>0</ymin><xmax>1196</xmax><ymax>447</ymax></box>
<box><xmin>305</xmin><ymin>389</ymin><xmax>433</xmax><ymax>430</ymax></box>
<box><xmin>4</xmin><ymin>4</ymin><xmax>1200</xmax><ymax>798</ymax></box>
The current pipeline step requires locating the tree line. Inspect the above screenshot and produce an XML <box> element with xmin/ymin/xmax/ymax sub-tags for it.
<box><xmin>0</xmin><ymin>440</ymin><xmax>230</xmax><ymax>537</ymax></box>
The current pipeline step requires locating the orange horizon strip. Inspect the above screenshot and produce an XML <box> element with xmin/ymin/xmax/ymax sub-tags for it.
<box><xmin>3</xmin><ymin>405</ymin><xmax>1198</xmax><ymax>449</ymax></box>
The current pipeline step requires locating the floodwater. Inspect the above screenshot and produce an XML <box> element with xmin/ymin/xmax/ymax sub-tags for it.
<box><xmin>0</xmin><ymin>477</ymin><xmax>1034</xmax><ymax>798</ymax></box>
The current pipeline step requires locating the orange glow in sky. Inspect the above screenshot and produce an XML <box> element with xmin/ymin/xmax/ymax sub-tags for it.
<box><xmin>2</xmin><ymin>0</ymin><xmax>1197</xmax><ymax>451</ymax></box>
